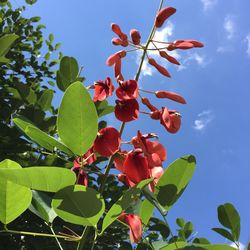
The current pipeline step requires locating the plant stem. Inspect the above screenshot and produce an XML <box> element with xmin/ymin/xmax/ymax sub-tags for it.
<box><xmin>76</xmin><ymin>226</ymin><xmax>90</xmax><ymax>250</ymax></box>
<box><xmin>0</xmin><ymin>228</ymin><xmax>69</xmax><ymax>240</ymax></box>
<box><xmin>49</xmin><ymin>224</ymin><xmax>64</xmax><ymax>250</ymax></box>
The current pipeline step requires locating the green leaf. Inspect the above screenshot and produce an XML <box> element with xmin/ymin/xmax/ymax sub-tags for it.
<box><xmin>101</xmin><ymin>179</ymin><xmax>153</xmax><ymax>233</ymax></box>
<box><xmin>25</xmin><ymin>0</ymin><xmax>37</xmax><ymax>4</ymax></box>
<box><xmin>13</xmin><ymin>116</ymin><xmax>74</xmax><ymax>156</ymax></box>
<box><xmin>247</xmin><ymin>242</ymin><xmax>250</xmax><ymax>250</ymax></box>
<box><xmin>52</xmin><ymin>185</ymin><xmax>105</xmax><ymax>226</ymax></box>
<box><xmin>139</xmin><ymin>199</ymin><xmax>154</xmax><ymax>226</ymax></box>
<box><xmin>155</xmin><ymin>155</ymin><xmax>196</xmax><ymax>211</ymax></box>
<box><xmin>57</xmin><ymin>82</ymin><xmax>98</xmax><ymax>155</ymax></box>
<box><xmin>56</xmin><ymin>56</ymin><xmax>79</xmax><ymax>91</ymax></box>
<box><xmin>49</xmin><ymin>33</ymin><xmax>54</xmax><ymax>42</ymax></box>
<box><xmin>0</xmin><ymin>34</ymin><xmax>19</xmax><ymax>57</ymax></box>
<box><xmin>37</xmin><ymin>89</ymin><xmax>54</xmax><ymax>111</ymax></box>
<box><xmin>176</xmin><ymin>218</ymin><xmax>185</xmax><ymax>228</ymax></box>
<box><xmin>152</xmin><ymin>240</ymin><xmax>168</xmax><ymax>250</ymax></box>
<box><xmin>0</xmin><ymin>167</ymin><xmax>76</xmax><ymax>192</ymax></box>
<box><xmin>140</xmin><ymin>155</ymin><xmax>196</xmax><ymax>226</ymax></box>
<box><xmin>212</xmin><ymin>228</ymin><xmax>234</xmax><ymax>242</ymax></box>
<box><xmin>161</xmin><ymin>242</ymin><xmax>237</xmax><ymax>250</ymax></box>
<box><xmin>95</xmin><ymin>100</ymin><xmax>114</xmax><ymax>117</ymax></box>
<box><xmin>0</xmin><ymin>56</ymin><xmax>10</xmax><ymax>63</ymax></box>
<box><xmin>217</xmin><ymin>203</ymin><xmax>240</xmax><ymax>241</ymax></box>
<box><xmin>0</xmin><ymin>160</ymin><xmax>32</xmax><ymax>224</ymax></box>
<box><xmin>29</xmin><ymin>190</ymin><xmax>57</xmax><ymax>223</ymax></box>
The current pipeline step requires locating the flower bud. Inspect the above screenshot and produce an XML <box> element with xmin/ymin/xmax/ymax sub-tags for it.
<box><xmin>155</xmin><ymin>7</ymin><xmax>176</xmax><ymax>28</ymax></box>
<box><xmin>141</xmin><ymin>97</ymin><xmax>157</xmax><ymax>111</ymax></box>
<box><xmin>148</xmin><ymin>57</ymin><xmax>171</xmax><ymax>78</ymax></box>
<box><xmin>159</xmin><ymin>51</ymin><xmax>180</xmax><ymax>65</ymax></box>
<box><xmin>130</xmin><ymin>29</ymin><xmax>141</xmax><ymax>45</ymax></box>
<box><xmin>155</xmin><ymin>91</ymin><xmax>186</xmax><ymax>104</ymax></box>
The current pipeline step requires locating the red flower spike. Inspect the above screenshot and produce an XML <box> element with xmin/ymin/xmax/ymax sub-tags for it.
<box><xmin>123</xmin><ymin>150</ymin><xmax>149</xmax><ymax>184</ymax></box>
<box><xmin>130</xmin><ymin>29</ymin><xmax>141</xmax><ymax>45</ymax></box>
<box><xmin>160</xmin><ymin>107</ymin><xmax>181</xmax><ymax>133</ymax></box>
<box><xmin>106</xmin><ymin>50</ymin><xmax>126</xmax><ymax>66</ymax></box>
<box><xmin>71</xmin><ymin>165</ymin><xmax>88</xmax><ymax>187</ymax></box>
<box><xmin>141</xmin><ymin>97</ymin><xmax>158</xmax><ymax>112</ymax></box>
<box><xmin>148</xmin><ymin>57</ymin><xmax>171</xmax><ymax>78</ymax></box>
<box><xmin>115</xmin><ymin>99</ymin><xmax>139</xmax><ymax>122</ymax></box>
<box><xmin>116</xmin><ymin>80</ymin><xmax>138</xmax><ymax>100</ymax></box>
<box><xmin>155</xmin><ymin>7</ymin><xmax>176</xmax><ymax>28</ymax></box>
<box><xmin>118</xmin><ymin>213</ymin><xmax>142</xmax><ymax>243</ymax></box>
<box><xmin>93</xmin><ymin>77</ymin><xmax>114</xmax><ymax>102</ymax></box>
<box><xmin>94</xmin><ymin>127</ymin><xmax>121</xmax><ymax>157</ymax></box>
<box><xmin>159</xmin><ymin>51</ymin><xmax>180</xmax><ymax>65</ymax></box>
<box><xmin>155</xmin><ymin>91</ymin><xmax>186</xmax><ymax>104</ymax></box>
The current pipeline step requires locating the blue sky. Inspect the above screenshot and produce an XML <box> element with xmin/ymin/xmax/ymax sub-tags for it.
<box><xmin>17</xmin><ymin>0</ymin><xmax>250</xmax><ymax>247</ymax></box>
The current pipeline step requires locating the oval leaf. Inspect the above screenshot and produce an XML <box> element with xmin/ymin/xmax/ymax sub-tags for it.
<box><xmin>217</xmin><ymin>203</ymin><xmax>240</xmax><ymax>241</ymax></box>
<box><xmin>0</xmin><ymin>34</ymin><xmax>19</xmax><ymax>57</ymax></box>
<box><xmin>155</xmin><ymin>155</ymin><xmax>196</xmax><ymax>211</ymax></box>
<box><xmin>0</xmin><ymin>160</ymin><xmax>32</xmax><ymax>224</ymax></box>
<box><xmin>37</xmin><ymin>89</ymin><xmax>54</xmax><ymax>111</ymax></box>
<box><xmin>57</xmin><ymin>82</ymin><xmax>98</xmax><ymax>155</ymax></box>
<box><xmin>0</xmin><ymin>167</ymin><xmax>76</xmax><ymax>192</ymax></box>
<box><xmin>52</xmin><ymin>185</ymin><xmax>105</xmax><ymax>226</ymax></box>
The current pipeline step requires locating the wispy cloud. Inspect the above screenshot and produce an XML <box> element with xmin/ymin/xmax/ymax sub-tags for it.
<box><xmin>178</xmin><ymin>52</ymin><xmax>209</xmax><ymax>71</ymax></box>
<box><xmin>245</xmin><ymin>34</ymin><xmax>250</xmax><ymax>57</ymax></box>
<box><xmin>200</xmin><ymin>0</ymin><xmax>217</xmax><ymax>11</ymax></box>
<box><xmin>193</xmin><ymin>110</ymin><xmax>214</xmax><ymax>131</ymax></box>
<box><xmin>224</xmin><ymin>15</ymin><xmax>235</xmax><ymax>40</ymax></box>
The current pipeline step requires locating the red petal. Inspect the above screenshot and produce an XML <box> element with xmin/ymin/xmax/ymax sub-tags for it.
<box><xmin>155</xmin><ymin>91</ymin><xmax>186</xmax><ymax>104</ymax></box>
<box><xmin>94</xmin><ymin>127</ymin><xmax>121</xmax><ymax>157</ymax></box>
<box><xmin>124</xmin><ymin>151</ymin><xmax>149</xmax><ymax>184</ymax></box>
<box><xmin>116</xmin><ymin>80</ymin><xmax>138</xmax><ymax>100</ymax></box>
<box><xmin>115</xmin><ymin>99</ymin><xmax>139</xmax><ymax>122</ymax></box>
<box><xmin>126</xmin><ymin>214</ymin><xmax>142</xmax><ymax>243</ymax></box>
<box><xmin>146</xmin><ymin>140</ymin><xmax>167</xmax><ymax>161</ymax></box>
<box><xmin>141</xmin><ymin>97</ymin><xmax>158</xmax><ymax>112</ymax></box>
<box><xmin>114</xmin><ymin>150</ymin><xmax>127</xmax><ymax>172</ymax></box>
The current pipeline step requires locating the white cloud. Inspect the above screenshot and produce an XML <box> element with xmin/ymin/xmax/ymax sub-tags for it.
<box><xmin>230</xmin><ymin>242</ymin><xmax>245</xmax><ymax>250</ymax></box>
<box><xmin>193</xmin><ymin>110</ymin><xmax>214</xmax><ymax>131</ymax></box>
<box><xmin>224</xmin><ymin>15</ymin><xmax>235</xmax><ymax>40</ymax></box>
<box><xmin>245</xmin><ymin>34</ymin><xmax>250</xmax><ymax>57</ymax></box>
<box><xmin>200</xmin><ymin>0</ymin><xmax>217</xmax><ymax>11</ymax></box>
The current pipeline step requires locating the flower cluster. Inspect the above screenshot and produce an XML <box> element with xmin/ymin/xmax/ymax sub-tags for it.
<box><xmin>71</xmin><ymin>5</ymin><xmax>204</xmax><ymax>244</ymax></box>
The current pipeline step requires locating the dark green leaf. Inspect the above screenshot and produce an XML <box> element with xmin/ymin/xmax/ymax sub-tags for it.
<box><xmin>217</xmin><ymin>203</ymin><xmax>240</xmax><ymax>241</ymax></box>
<box><xmin>95</xmin><ymin>100</ymin><xmax>114</xmax><ymax>117</ymax></box>
<box><xmin>52</xmin><ymin>185</ymin><xmax>105</xmax><ymax>226</ymax></box>
<box><xmin>212</xmin><ymin>228</ymin><xmax>234</xmax><ymax>242</ymax></box>
<box><xmin>0</xmin><ymin>34</ymin><xmax>19</xmax><ymax>56</ymax></box>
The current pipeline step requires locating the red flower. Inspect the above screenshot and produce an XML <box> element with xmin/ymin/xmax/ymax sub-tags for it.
<box><xmin>106</xmin><ymin>50</ymin><xmax>126</xmax><ymax>66</ymax></box>
<box><xmin>130</xmin><ymin>29</ymin><xmax>141</xmax><ymax>45</ymax></box>
<box><xmin>71</xmin><ymin>165</ymin><xmax>88</xmax><ymax>186</ymax></box>
<box><xmin>155</xmin><ymin>7</ymin><xmax>176</xmax><ymax>28</ymax></box>
<box><xmin>155</xmin><ymin>90</ymin><xmax>186</xmax><ymax>104</ymax></box>
<box><xmin>148</xmin><ymin>57</ymin><xmax>171</xmax><ymax>78</ymax></box>
<box><xmin>160</xmin><ymin>107</ymin><xmax>181</xmax><ymax>133</ymax></box>
<box><xmin>115</xmin><ymin>99</ymin><xmax>139</xmax><ymax>122</ymax></box>
<box><xmin>116</xmin><ymin>80</ymin><xmax>138</xmax><ymax>100</ymax></box>
<box><xmin>123</xmin><ymin>150</ymin><xmax>149</xmax><ymax>184</ymax></box>
<box><xmin>118</xmin><ymin>213</ymin><xmax>142</xmax><ymax>243</ymax></box>
<box><xmin>93</xmin><ymin>77</ymin><xmax>114</xmax><ymax>102</ymax></box>
<box><xmin>94</xmin><ymin>127</ymin><xmax>121</xmax><ymax>157</ymax></box>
